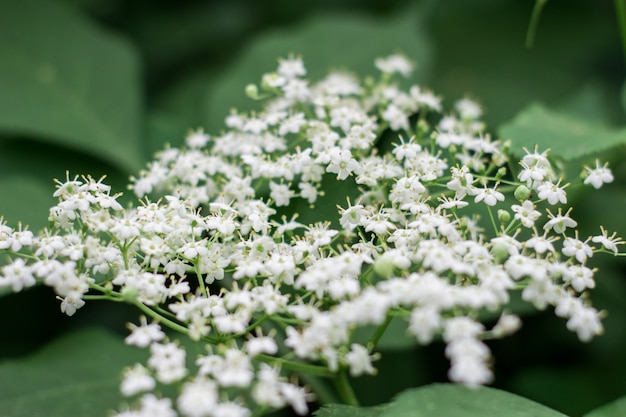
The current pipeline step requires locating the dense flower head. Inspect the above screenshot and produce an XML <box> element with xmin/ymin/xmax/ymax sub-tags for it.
<box><xmin>0</xmin><ymin>54</ymin><xmax>621</xmax><ymax>416</ymax></box>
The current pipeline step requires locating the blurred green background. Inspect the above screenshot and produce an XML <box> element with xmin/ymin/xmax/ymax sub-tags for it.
<box><xmin>0</xmin><ymin>0</ymin><xmax>625</xmax><ymax>416</ymax></box>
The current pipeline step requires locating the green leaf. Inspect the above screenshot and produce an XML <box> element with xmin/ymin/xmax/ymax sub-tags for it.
<box><xmin>204</xmin><ymin>6</ymin><xmax>433</xmax><ymax>132</ymax></box>
<box><xmin>380</xmin><ymin>384</ymin><xmax>568</xmax><ymax>417</ymax></box>
<box><xmin>498</xmin><ymin>103</ymin><xmax>626</xmax><ymax>161</ymax></box>
<box><xmin>584</xmin><ymin>396</ymin><xmax>626</xmax><ymax>417</ymax></box>
<box><xmin>314</xmin><ymin>403</ymin><xmax>387</xmax><ymax>417</ymax></box>
<box><xmin>0</xmin><ymin>0</ymin><xmax>144</xmax><ymax>172</ymax></box>
<box><xmin>0</xmin><ymin>327</ymin><xmax>147</xmax><ymax>417</ymax></box>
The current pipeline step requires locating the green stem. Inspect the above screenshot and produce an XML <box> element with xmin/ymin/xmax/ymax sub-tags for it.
<box><xmin>194</xmin><ymin>261</ymin><xmax>208</xmax><ymax>298</ymax></box>
<box><xmin>486</xmin><ymin>205</ymin><xmax>499</xmax><ymax>235</ymax></box>
<box><xmin>526</xmin><ymin>0</ymin><xmax>548</xmax><ymax>48</ymax></box>
<box><xmin>256</xmin><ymin>354</ymin><xmax>334</xmax><ymax>377</ymax></box>
<box><xmin>367</xmin><ymin>314</ymin><xmax>393</xmax><ymax>350</ymax></box>
<box><xmin>133</xmin><ymin>301</ymin><xmax>191</xmax><ymax>336</ymax></box>
<box><xmin>333</xmin><ymin>371</ymin><xmax>360</xmax><ymax>406</ymax></box>
<box><xmin>299</xmin><ymin>374</ymin><xmax>341</xmax><ymax>405</ymax></box>
<box><xmin>616</xmin><ymin>0</ymin><xmax>626</xmax><ymax>63</ymax></box>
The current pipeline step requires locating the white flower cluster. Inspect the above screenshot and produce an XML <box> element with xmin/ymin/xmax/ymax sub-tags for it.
<box><xmin>0</xmin><ymin>54</ymin><xmax>622</xmax><ymax>416</ymax></box>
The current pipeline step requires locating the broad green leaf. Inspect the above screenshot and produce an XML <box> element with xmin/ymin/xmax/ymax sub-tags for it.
<box><xmin>314</xmin><ymin>403</ymin><xmax>387</xmax><ymax>417</ymax></box>
<box><xmin>498</xmin><ymin>103</ymin><xmax>626</xmax><ymax>161</ymax></box>
<box><xmin>584</xmin><ymin>396</ymin><xmax>626</xmax><ymax>417</ymax></box>
<box><xmin>204</xmin><ymin>6</ymin><xmax>433</xmax><ymax>132</ymax></box>
<box><xmin>0</xmin><ymin>0</ymin><xmax>144</xmax><ymax>173</ymax></box>
<box><xmin>380</xmin><ymin>384</ymin><xmax>568</xmax><ymax>417</ymax></box>
<box><xmin>0</xmin><ymin>327</ymin><xmax>147</xmax><ymax>417</ymax></box>
<box><xmin>556</xmin><ymin>84</ymin><xmax>615</xmax><ymax>125</ymax></box>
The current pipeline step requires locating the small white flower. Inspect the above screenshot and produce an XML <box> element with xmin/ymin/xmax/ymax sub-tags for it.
<box><xmin>375</xmin><ymin>54</ymin><xmax>413</xmax><ymax>77</ymax></box>
<box><xmin>185</xmin><ymin>129</ymin><xmax>210</xmax><ymax>148</ymax></box>
<box><xmin>592</xmin><ymin>226</ymin><xmax>624</xmax><ymax>255</ymax></box>
<box><xmin>326</xmin><ymin>148</ymin><xmax>362</xmax><ymax>180</ymax></box>
<box><xmin>566</xmin><ymin>304</ymin><xmax>603</xmax><ymax>342</ymax></box>
<box><xmin>543</xmin><ymin>208</ymin><xmax>577</xmax><ymax>234</ymax></box>
<box><xmin>583</xmin><ymin>160</ymin><xmax>613</xmax><ymax>189</ymax></box>
<box><xmin>382</xmin><ymin>104</ymin><xmax>409</xmax><ymax>131</ymax></box>
<box><xmin>562</xmin><ymin>236</ymin><xmax>593</xmax><ymax>264</ymax></box>
<box><xmin>338</xmin><ymin>199</ymin><xmax>366</xmax><ymax>230</ymax></box>
<box><xmin>474</xmin><ymin>185</ymin><xmax>504</xmax><ymax>206</ymax></box>
<box><xmin>121</xmin><ymin>364</ymin><xmax>156</xmax><ymax>397</ymax></box>
<box><xmin>0</xmin><ymin>258</ymin><xmax>35</xmax><ymax>292</ymax></box>
<box><xmin>491</xmin><ymin>313</ymin><xmax>522</xmax><ymax>337</ymax></box>
<box><xmin>537</xmin><ymin>180</ymin><xmax>568</xmax><ymax>205</ymax></box>
<box><xmin>511</xmin><ymin>200</ymin><xmax>541</xmax><ymax>228</ymax></box>
<box><xmin>345</xmin><ymin>344</ymin><xmax>377</xmax><ymax>376</ymax></box>
<box><xmin>138</xmin><ymin>394</ymin><xmax>176</xmax><ymax>417</ymax></box>
<box><xmin>269</xmin><ymin>181</ymin><xmax>294</xmax><ymax>207</ymax></box>
<box><xmin>455</xmin><ymin>98</ymin><xmax>482</xmax><ymax>120</ymax></box>
<box><xmin>245</xmin><ymin>336</ymin><xmax>278</xmax><ymax>357</ymax></box>
<box><xmin>148</xmin><ymin>342</ymin><xmax>187</xmax><ymax>384</ymax></box>
<box><xmin>177</xmin><ymin>378</ymin><xmax>219</xmax><ymax>417</ymax></box>
<box><xmin>409</xmin><ymin>307</ymin><xmax>442</xmax><ymax>344</ymax></box>
<box><xmin>277</xmin><ymin>56</ymin><xmax>306</xmax><ymax>79</ymax></box>
<box><xmin>212</xmin><ymin>402</ymin><xmax>251</xmax><ymax>417</ymax></box>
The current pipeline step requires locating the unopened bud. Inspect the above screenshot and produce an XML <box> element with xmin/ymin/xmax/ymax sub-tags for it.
<box><xmin>491</xmin><ymin>242</ymin><xmax>509</xmax><ymax>264</ymax></box>
<box><xmin>514</xmin><ymin>185</ymin><xmax>531</xmax><ymax>201</ymax></box>
<box><xmin>497</xmin><ymin>209</ymin><xmax>511</xmax><ymax>224</ymax></box>
<box><xmin>373</xmin><ymin>253</ymin><xmax>395</xmax><ymax>279</ymax></box>
<box><xmin>121</xmin><ymin>286</ymin><xmax>139</xmax><ymax>303</ymax></box>
<box><xmin>245</xmin><ymin>84</ymin><xmax>259</xmax><ymax>99</ymax></box>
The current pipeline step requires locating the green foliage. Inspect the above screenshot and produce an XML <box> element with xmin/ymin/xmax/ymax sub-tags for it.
<box><xmin>499</xmin><ymin>103</ymin><xmax>626</xmax><ymax>160</ymax></box>
<box><xmin>381</xmin><ymin>384</ymin><xmax>569</xmax><ymax>417</ymax></box>
<box><xmin>0</xmin><ymin>327</ymin><xmax>147</xmax><ymax>417</ymax></box>
<box><xmin>0</xmin><ymin>0</ymin><xmax>144</xmax><ymax>172</ymax></box>
<box><xmin>314</xmin><ymin>404</ymin><xmax>387</xmax><ymax>417</ymax></box>
<box><xmin>584</xmin><ymin>396</ymin><xmax>626</xmax><ymax>417</ymax></box>
<box><xmin>317</xmin><ymin>384</ymin><xmax>570</xmax><ymax>417</ymax></box>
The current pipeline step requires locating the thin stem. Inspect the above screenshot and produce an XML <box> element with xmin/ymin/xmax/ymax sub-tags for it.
<box><xmin>299</xmin><ymin>374</ymin><xmax>341</xmax><ymax>405</ymax></box>
<box><xmin>486</xmin><ymin>205</ymin><xmax>499</xmax><ymax>235</ymax></box>
<box><xmin>256</xmin><ymin>354</ymin><xmax>334</xmax><ymax>377</ymax></box>
<box><xmin>367</xmin><ymin>314</ymin><xmax>393</xmax><ymax>350</ymax></box>
<box><xmin>195</xmin><ymin>261</ymin><xmax>208</xmax><ymax>298</ymax></box>
<box><xmin>526</xmin><ymin>0</ymin><xmax>548</xmax><ymax>48</ymax></box>
<box><xmin>333</xmin><ymin>371</ymin><xmax>360</xmax><ymax>406</ymax></box>
<box><xmin>616</xmin><ymin>0</ymin><xmax>626</xmax><ymax>63</ymax></box>
<box><xmin>133</xmin><ymin>301</ymin><xmax>191</xmax><ymax>336</ymax></box>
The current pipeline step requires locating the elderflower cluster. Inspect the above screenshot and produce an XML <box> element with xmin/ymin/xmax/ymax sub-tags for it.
<box><xmin>0</xmin><ymin>54</ymin><xmax>622</xmax><ymax>417</ymax></box>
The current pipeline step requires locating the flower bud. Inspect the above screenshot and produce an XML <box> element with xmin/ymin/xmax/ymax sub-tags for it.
<box><xmin>245</xmin><ymin>84</ymin><xmax>259</xmax><ymax>99</ymax></box>
<box><xmin>416</xmin><ymin>119</ymin><xmax>430</xmax><ymax>137</ymax></box>
<box><xmin>497</xmin><ymin>209</ymin><xmax>511</xmax><ymax>224</ymax></box>
<box><xmin>373</xmin><ymin>253</ymin><xmax>395</xmax><ymax>279</ymax></box>
<box><xmin>121</xmin><ymin>286</ymin><xmax>139</xmax><ymax>303</ymax></box>
<box><xmin>490</xmin><ymin>242</ymin><xmax>509</xmax><ymax>264</ymax></box>
<box><xmin>514</xmin><ymin>184</ymin><xmax>531</xmax><ymax>201</ymax></box>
